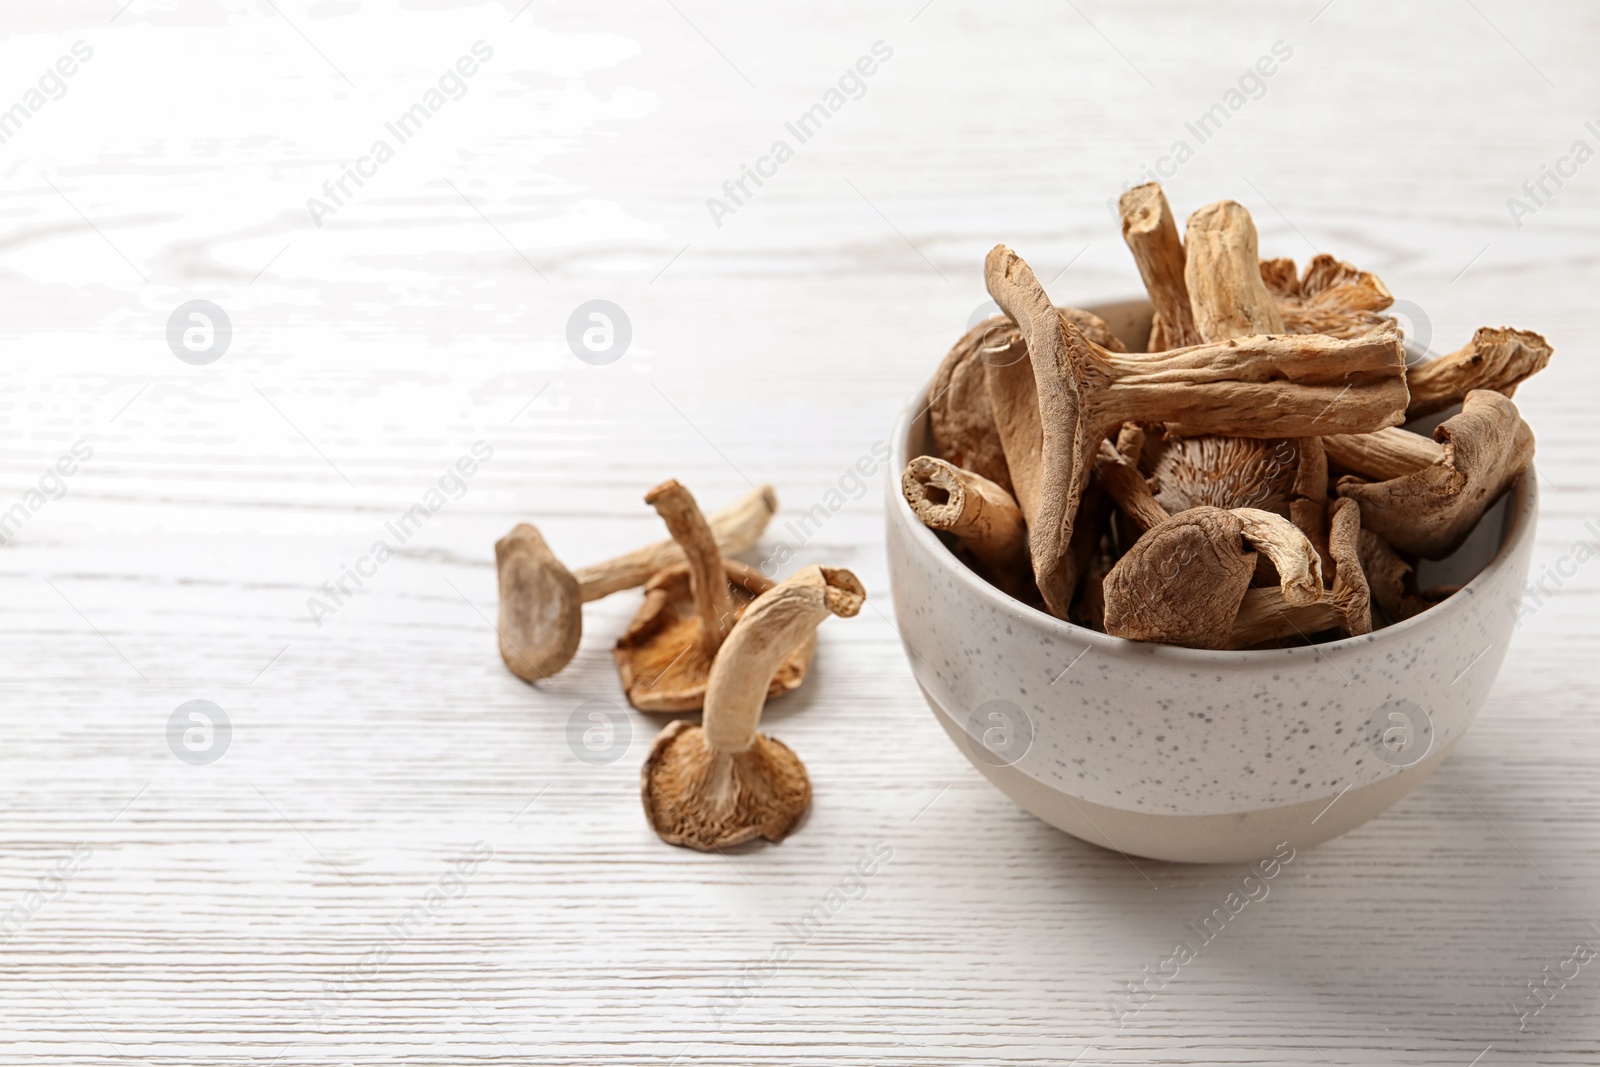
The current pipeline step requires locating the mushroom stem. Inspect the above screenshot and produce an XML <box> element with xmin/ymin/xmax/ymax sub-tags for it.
<box><xmin>1118</xmin><ymin>183</ymin><xmax>1198</xmax><ymax>350</ymax></box>
<box><xmin>1229</xmin><ymin>590</ymin><xmax>1343</xmax><ymax>647</ymax></box>
<box><xmin>1323</xmin><ymin>427</ymin><xmax>1442</xmax><ymax>481</ymax></box>
<box><xmin>1405</xmin><ymin>326</ymin><xmax>1553</xmax><ymax>420</ymax></box>
<box><xmin>703</xmin><ymin>566</ymin><xmax>865</xmax><ymax>755</ymax></box>
<box><xmin>901</xmin><ymin>456</ymin><xmax>1026</xmax><ymax>577</ymax></box>
<box><xmin>573</xmin><ymin>485</ymin><xmax>777</xmax><ymax>601</ymax></box>
<box><xmin>1184</xmin><ymin>200</ymin><xmax>1286</xmax><ymax>342</ymax></box>
<box><xmin>1094</xmin><ymin>439</ymin><xmax>1168</xmax><ymax>532</ymax></box>
<box><xmin>644</xmin><ymin>480</ymin><xmax>738</xmax><ymax>657</ymax></box>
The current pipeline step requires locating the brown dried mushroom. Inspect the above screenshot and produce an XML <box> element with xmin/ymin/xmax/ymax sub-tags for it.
<box><xmin>614</xmin><ymin>481</ymin><xmax>813</xmax><ymax>712</ymax></box>
<box><xmin>495</xmin><ymin>484</ymin><xmax>777</xmax><ymax>683</ymax></box>
<box><xmin>1117</xmin><ymin>182</ymin><xmax>1199</xmax><ymax>350</ymax></box>
<box><xmin>1229</xmin><ymin>498</ymin><xmax>1373</xmax><ymax>647</ymax></box>
<box><xmin>901</xmin><ymin>456</ymin><xmax>1029</xmax><ymax>596</ymax></box>
<box><xmin>982</xmin><ymin>243</ymin><xmax>1408</xmax><ymax>617</ymax></box>
<box><xmin>928</xmin><ymin>306</ymin><xmax>1128</xmax><ymax>493</ymax></box>
<box><xmin>1404</xmin><ymin>326</ymin><xmax>1553</xmax><ymax>420</ymax></box>
<box><xmin>1184</xmin><ymin>200</ymin><xmax>1285</xmax><ymax>342</ymax></box>
<box><xmin>1260</xmin><ymin>253</ymin><xmax>1394</xmax><ymax>339</ymax></box>
<box><xmin>1101</xmin><ymin>506</ymin><xmax>1324</xmax><ymax>650</ymax></box>
<box><xmin>641</xmin><ymin>565</ymin><xmax>864</xmax><ymax>851</ymax></box>
<box><xmin>1333</xmin><ymin>390</ymin><xmax>1535</xmax><ymax>559</ymax></box>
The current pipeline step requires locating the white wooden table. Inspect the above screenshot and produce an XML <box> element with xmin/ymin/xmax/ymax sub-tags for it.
<box><xmin>3</xmin><ymin>1</ymin><xmax>1598</xmax><ymax>1063</ymax></box>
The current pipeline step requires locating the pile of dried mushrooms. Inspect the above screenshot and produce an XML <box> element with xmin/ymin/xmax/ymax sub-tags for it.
<box><xmin>908</xmin><ymin>183</ymin><xmax>1550</xmax><ymax>651</ymax></box>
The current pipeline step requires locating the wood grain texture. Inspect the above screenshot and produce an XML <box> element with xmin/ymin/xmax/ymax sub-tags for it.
<box><xmin>2</xmin><ymin>0</ymin><xmax>1600</xmax><ymax>1063</ymax></box>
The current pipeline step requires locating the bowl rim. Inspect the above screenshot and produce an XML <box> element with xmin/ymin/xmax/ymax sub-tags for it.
<box><xmin>889</xmin><ymin>374</ymin><xmax>1538</xmax><ymax>665</ymax></box>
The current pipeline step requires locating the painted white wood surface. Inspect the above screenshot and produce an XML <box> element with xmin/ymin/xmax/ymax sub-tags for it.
<box><xmin>2</xmin><ymin>1</ymin><xmax>1598</xmax><ymax>1063</ymax></box>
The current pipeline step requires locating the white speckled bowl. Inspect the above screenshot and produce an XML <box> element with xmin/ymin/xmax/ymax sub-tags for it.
<box><xmin>886</xmin><ymin>299</ymin><xmax>1537</xmax><ymax>863</ymax></box>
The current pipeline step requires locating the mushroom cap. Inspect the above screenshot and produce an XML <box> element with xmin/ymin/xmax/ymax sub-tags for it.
<box><xmin>1261</xmin><ymin>253</ymin><xmax>1394</xmax><ymax>338</ymax></box>
<box><xmin>1102</xmin><ymin>506</ymin><xmax>1256</xmax><ymax>649</ymax></box>
<box><xmin>1151</xmin><ymin>436</ymin><xmax>1299</xmax><ymax>516</ymax></box>
<box><xmin>640</xmin><ymin>719</ymin><xmax>811</xmax><ymax>851</ymax></box>
<box><xmin>613</xmin><ymin>559</ymin><xmax>815</xmax><ymax>712</ymax></box>
<box><xmin>494</xmin><ymin>523</ymin><xmax>580</xmax><ymax>683</ymax></box>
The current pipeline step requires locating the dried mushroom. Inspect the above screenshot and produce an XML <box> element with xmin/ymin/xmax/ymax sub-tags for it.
<box><xmin>1117</xmin><ymin>182</ymin><xmax>1199</xmax><ymax>350</ymax></box>
<box><xmin>928</xmin><ymin>307</ymin><xmax>1128</xmax><ymax>495</ymax></box>
<box><xmin>1094</xmin><ymin>439</ymin><xmax>1167</xmax><ymax>533</ymax></box>
<box><xmin>495</xmin><ymin>484</ymin><xmax>776</xmax><ymax>683</ymax></box>
<box><xmin>1229</xmin><ymin>498</ymin><xmax>1373</xmax><ymax>647</ymax></box>
<box><xmin>1335</xmin><ymin>390</ymin><xmax>1535</xmax><ymax>559</ymax></box>
<box><xmin>1404</xmin><ymin>326</ymin><xmax>1553</xmax><ymax>420</ymax></box>
<box><xmin>641</xmin><ymin>565</ymin><xmax>863</xmax><ymax>850</ymax></box>
<box><xmin>1323</xmin><ymin>426</ymin><xmax>1440</xmax><ymax>481</ymax></box>
<box><xmin>1184</xmin><ymin>200</ymin><xmax>1285</xmax><ymax>342</ymax></box>
<box><xmin>1151</xmin><ymin>437</ymin><xmax>1299</xmax><ymax>516</ymax></box>
<box><xmin>981</xmin><ymin>243</ymin><xmax>1408</xmax><ymax>617</ymax></box>
<box><xmin>901</xmin><ymin>456</ymin><xmax>1029</xmax><ymax>597</ymax></box>
<box><xmin>614</xmin><ymin>480</ymin><xmax>812</xmax><ymax>712</ymax></box>
<box><xmin>1102</xmin><ymin>506</ymin><xmax>1324</xmax><ymax>649</ymax></box>
<box><xmin>1261</xmin><ymin>253</ymin><xmax>1394</xmax><ymax>338</ymax></box>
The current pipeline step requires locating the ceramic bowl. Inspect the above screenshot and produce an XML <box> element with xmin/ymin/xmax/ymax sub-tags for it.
<box><xmin>885</xmin><ymin>299</ymin><xmax>1537</xmax><ymax>863</ymax></box>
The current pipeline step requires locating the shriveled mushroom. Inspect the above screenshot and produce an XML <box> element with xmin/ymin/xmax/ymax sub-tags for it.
<box><xmin>1334</xmin><ymin>390</ymin><xmax>1535</xmax><ymax>558</ymax></box>
<box><xmin>928</xmin><ymin>319</ymin><xmax>1013</xmax><ymax>492</ymax></box>
<box><xmin>495</xmin><ymin>485</ymin><xmax>777</xmax><ymax>683</ymax></box>
<box><xmin>982</xmin><ymin>244</ymin><xmax>1408</xmax><ymax>616</ymax></box>
<box><xmin>1323</xmin><ymin>425</ymin><xmax>1439</xmax><ymax>481</ymax></box>
<box><xmin>1184</xmin><ymin>200</ymin><xmax>1285</xmax><ymax>342</ymax></box>
<box><xmin>1094</xmin><ymin>439</ymin><xmax>1167</xmax><ymax>532</ymax></box>
<box><xmin>1118</xmin><ymin>182</ymin><xmax>1198</xmax><ymax>350</ymax></box>
<box><xmin>1228</xmin><ymin>498</ymin><xmax>1372</xmax><ymax>647</ymax></box>
<box><xmin>1101</xmin><ymin>506</ymin><xmax>1323</xmax><ymax>649</ymax></box>
<box><xmin>641</xmin><ymin>565</ymin><xmax>864</xmax><ymax>851</ymax></box>
<box><xmin>614</xmin><ymin>481</ymin><xmax>813</xmax><ymax>712</ymax></box>
<box><xmin>1260</xmin><ymin>253</ymin><xmax>1394</xmax><ymax>338</ymax></box>
<box><xmin>928</xmin><ymin>307</ymin><xmax>1128</xmax><ymax>494</ymax></box>
<box><xmin>1147</xmin><ymin>436</ymin><xmax>1331</xmax><ymax>570</ymax></box>
<box><xmin>901</xmin><ymin>456</ymin><xmax>1029</xmax><ymax>596</ymax></box>
<box><xmin>1150</xmin><ymin>437</ymin><xmax>1299</xmax><ymax>516</ymax></box>
<box><xmin>1404</xmin><ymin>326</ymin><xmax>1553</xmax><ymax>420</ymax></box>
